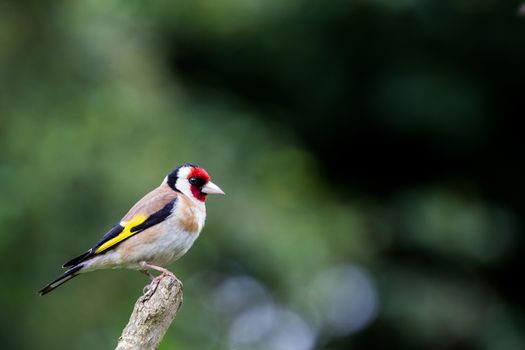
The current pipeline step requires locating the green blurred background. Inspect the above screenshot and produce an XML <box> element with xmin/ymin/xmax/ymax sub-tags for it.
<box><xmin>1</xmin><ymin>0</ymin><xmax>524</xmax><ymax>349</ymax></box>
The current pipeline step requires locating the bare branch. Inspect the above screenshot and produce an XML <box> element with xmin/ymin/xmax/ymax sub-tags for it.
<box><xmin>115</xmin><ymin>276</ymin><xmax>183</xmax><ymax>350</ymax></box>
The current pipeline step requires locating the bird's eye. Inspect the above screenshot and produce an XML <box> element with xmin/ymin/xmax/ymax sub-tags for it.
<box><xmin>189</xmin><ymin>177</ymin><xmax>204</xmax><ymax>187</ymax></box>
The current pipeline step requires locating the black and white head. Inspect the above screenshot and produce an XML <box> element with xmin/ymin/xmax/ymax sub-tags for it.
<box><xmin>166</xmin><ymin>163</ymin><xmax>224</xmax><ymax>202</ymax></box>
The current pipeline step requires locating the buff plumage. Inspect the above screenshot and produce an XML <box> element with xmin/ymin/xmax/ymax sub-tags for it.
<box><xmin>39</xmin><ymin>163</ymin><xmax>224</xmax><ymax>296</ymax></box>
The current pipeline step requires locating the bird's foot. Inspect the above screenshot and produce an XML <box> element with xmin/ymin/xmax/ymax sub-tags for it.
<box><xmin>139</xmin><ymin>262</ymin><xmax>179</xmax><ymax>296</ymax></box>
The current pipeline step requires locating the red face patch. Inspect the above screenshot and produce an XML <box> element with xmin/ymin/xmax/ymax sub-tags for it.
<box><xmin>189</xmin><ymin>167</ymin><xmax>211</xmax><ymax>182</ymax></box>
<box><xmin>188</xmin><ymin>167</ymin><xmax>211</xmax><ymax>202</ymax></box>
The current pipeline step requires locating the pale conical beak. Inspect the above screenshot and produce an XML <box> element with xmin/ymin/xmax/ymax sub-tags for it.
<box><xmin>202</xmin><ymin>181</ymin><xmax>225</xmax><ymax>195</ymax></box>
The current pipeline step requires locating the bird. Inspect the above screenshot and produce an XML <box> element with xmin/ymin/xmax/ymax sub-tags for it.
<box><xmin>39</xmin><ymin>163</ymin><xmax>224</xmax><ymax>296</ymax></box>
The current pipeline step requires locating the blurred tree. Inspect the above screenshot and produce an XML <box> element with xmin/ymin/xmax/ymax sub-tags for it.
<box><xmin>1</xmin><ymin>0</ymin><xmax>524</xmax><ymax>349</ymax></box>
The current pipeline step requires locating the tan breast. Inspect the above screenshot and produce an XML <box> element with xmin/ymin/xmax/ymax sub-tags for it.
<box><xmin>176</xmin><ymin>195</ymin><xmax>202</xmax><ymax>233</ymax></box>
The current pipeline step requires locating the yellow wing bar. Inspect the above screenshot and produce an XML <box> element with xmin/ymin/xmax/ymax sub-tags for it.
<box><xmin>95</xmin><ymin>214</ymin><xmax>147</xmax><ymax>254</ymax></box>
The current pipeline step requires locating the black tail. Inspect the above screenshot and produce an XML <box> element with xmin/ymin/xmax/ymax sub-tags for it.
<box><xmin>62</xmin><ymin>250</ymin><xmax>92</xmax><ymax>268</ymax></box>
<box><xmin>38</xmin><ymin>264</ymin><xmax>84</xmax><ymax>296</ymax></box>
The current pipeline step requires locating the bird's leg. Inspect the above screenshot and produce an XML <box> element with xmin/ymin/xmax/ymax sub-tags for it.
<box><xmin>140</xmin><ymin>262</ymin><xmax>176</xmax><ymax>278</ymax></box>
<box><xmin>139</xmin><ymin>262</ymin><xmax>178</xmax><ymax>294</ymax></box>
<box><xmin>140</xmin><ymin>269</ymin><xmax>155</xmax><ymax>281</ymax></box>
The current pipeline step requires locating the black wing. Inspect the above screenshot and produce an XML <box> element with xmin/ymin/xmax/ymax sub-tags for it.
<box><xmin>62</xmin><ymin>199</ymin><xmax>177</xmax><ymax>268</ymax></box>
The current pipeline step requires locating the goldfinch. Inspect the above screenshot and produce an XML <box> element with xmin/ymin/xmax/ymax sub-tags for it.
<box><xmin>39</xmin><ymin>163</ymin><xmax>224</xmax><ymax>296</ymax></box>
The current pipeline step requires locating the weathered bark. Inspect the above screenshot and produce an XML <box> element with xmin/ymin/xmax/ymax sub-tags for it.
<box><xmin>115</xmin><ymin>276</ymin><xmax>183</xmax><ymax>350</ymax></box>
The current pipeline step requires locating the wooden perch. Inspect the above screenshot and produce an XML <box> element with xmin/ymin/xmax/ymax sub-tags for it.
<box><xmin>115</xmin><ymin>276</ymin><xmax>183</xmax><ymax>350</ymax></box>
